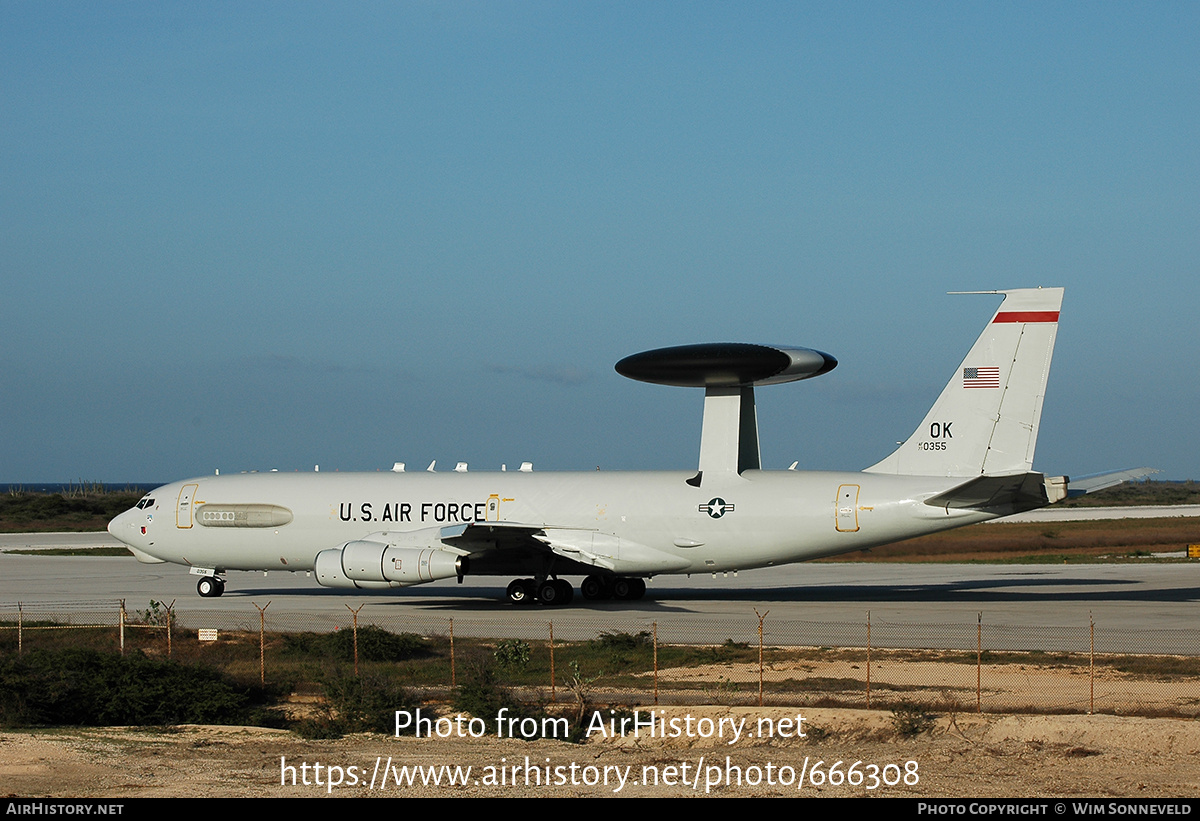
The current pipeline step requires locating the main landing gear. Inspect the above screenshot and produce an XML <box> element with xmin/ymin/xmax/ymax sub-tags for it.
<box><xmin>197</xmin><ymin>576</ymin><xmax>226</xmax><ymax>597</ymax></box>
<box><xmin>505</xmin><ymin>578</ymin><xmax>573</xmax><ymax>606</ymax></box>
<box><xmin>581</xmin><ymin>574</ymin><xmax>645</xmax><ymax>601</ymax></box>
<box><xmin>506</xmin><ymin>575</ymin><xmax>646</xmax><ymax>606</ymax></box>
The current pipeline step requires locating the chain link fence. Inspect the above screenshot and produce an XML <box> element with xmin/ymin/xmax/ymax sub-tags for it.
<box><xmin>3</xmin><ymin>600</ymin><xmax>1198</xmax><ymax>718</ymax></box>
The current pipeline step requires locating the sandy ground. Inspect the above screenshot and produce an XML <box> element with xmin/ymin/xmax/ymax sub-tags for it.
<box><xmin>650</xmin><ymin>656</ymin><xmax>1200</xmax><ymax>716</ymax></box>
<box><xmin>3</xmin><ymin>706</ymin><xmax>1199</xmax><ymax>798</ymax></box>
<box><xmin>5</xmin><ymin>653</ymin><xmax>1199</xmax><ymax>798</ymax></box>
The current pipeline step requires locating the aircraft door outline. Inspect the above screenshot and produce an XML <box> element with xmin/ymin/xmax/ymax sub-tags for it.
<box><xmin>836</xmin><ymin>484</ymin><xmax>860</xmax><ymax>532</ymax></box>
<box><xmin>176</xmin><ymin>484</ymin><xmax>199</xmax><ymax>529</ymax></box>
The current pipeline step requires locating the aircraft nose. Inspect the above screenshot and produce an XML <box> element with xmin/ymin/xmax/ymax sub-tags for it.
<box><xmin>107</xmin><ymin>508</ymin><xmax>134</xmax><ymax>542</ymax></box>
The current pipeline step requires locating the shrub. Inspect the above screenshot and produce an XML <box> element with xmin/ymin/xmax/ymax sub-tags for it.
<box><xmin>452</xmin><ymin>658</ymin><xmax>550</xmax><ymax>739</ymax></box>
<box><xmin>0</xmin><ymin>649</ymin><xmax>261</xmax><ymax>727</ymax></box>
<box><xmin>354</xmin><ymin>626</ymin><xmax>429</xmax><ymax>662</ymax></box>
<box><xmin>300</xmin><ymin>666</ymin><xmax>422</xmax><ymax>737</ymax></box>
<box><xmin>494</xmin><ymin>639</ymin><xmax>531</xmax><ymax>671</ymax></box>
<box><xmin>890</xmin><ymin>701</ymin><xmax>935</xmax><ymax>738</ymax></box>
<box><xmin>588</xmin><ymin>631</ymin><xmax>653</xmax><ymax>669</ymax></box>
<box><xmin>589</xmin><ymin>630</ymin><xmax>652</xmax><ymax>651</ymax></box>
<box><xmin>280</xmin><ymin>626</ymin><xmax>429</xmax><ymax>662</ymax></box>
<box><xmin>132</xmin><ymin>600</ymin><xmax>172</xmax><ymax>627</ymax></box>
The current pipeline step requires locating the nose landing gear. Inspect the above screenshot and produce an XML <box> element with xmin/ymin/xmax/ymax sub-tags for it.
<box><xmin>196</xmin><ymin>576</ymin><xmax>226</xmax><ymax>597</ymax></box>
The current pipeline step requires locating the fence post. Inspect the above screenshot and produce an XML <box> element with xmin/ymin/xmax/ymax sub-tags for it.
<box><xmin>255</xmin><ymin>602</ymin><xmax>271</xmax><ymax>685</ymax></box>
<box><xmin>119</xmin><ymin>599</ymin><xmax>125</xmax><ymax>655</ymax></box>
<box><xmin>755</xmin><ymin>609</ymin><xmax>768</xmax><ymax>707</ymax></box>
<box><xmin>977</xmin><ymin>612</ymin><xmax>982</xmax><ymax>714</ymax></box>
<box><xmin>549</xmin><ymin>621</ymin><xmax>556</xmax><ymax>704</ymax></box>
<box><xmin>653</xmin><ymin>622</ymin><xmax>659</xmax><ymax>706</ymax></box>
<box><xmin>17</xmin><ymin>602</ymin><xmax>22</xmax><ymax>656</ymax></box>
<box><xmin>346</xmin><ymin>604</ymin><xmax>364</xmax><ymax>676</ymax></box>
<box><xmin>449</xmin><ymin>618</ymin><xmax>455</xmax><ymax>689</ymax></box>
<box><xmin>165</xmin><ymin>600</ymin><xmax>175</xmax><ymax>657</ymax></box>
<box><xmin>1089</xmin><ymin>612</ymin><xmax>1095</xmax><ymax>715</ymax></box>
<box><xmin>866</xmin><ymin>610</ymin><xmax>871</xmax><ymax>709</ymax></box>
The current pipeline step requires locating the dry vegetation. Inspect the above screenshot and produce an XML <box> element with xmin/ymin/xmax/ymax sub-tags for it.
<box><xmin>0</xmin><ymin>487</ymin><xmax>142</xmax><ymax>533</ymax></box>
<box><xmin>5</xmin><ymin>624</ymin><xmax>1200</xmax><ymax>796</ymax></box>
<box><xmin>826</xmin><ymin>516</ymin><xmax>1200</xmax><ymax>563</ymax></box>
<box><xmin>1059</xmin><ymin>479</ymin><xmax>1200</xmax><ymax>507</ymax></box>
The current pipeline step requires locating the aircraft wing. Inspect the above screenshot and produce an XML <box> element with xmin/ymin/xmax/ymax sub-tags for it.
<box><xmin>438</xmin><ymin>521</ymin><xmax>690</xmax><ymax>573</ymax></box>
<box><xmin>437</xmin><ymin>521</ymin><xmax>544</xmax><ymax>553</ymax></box>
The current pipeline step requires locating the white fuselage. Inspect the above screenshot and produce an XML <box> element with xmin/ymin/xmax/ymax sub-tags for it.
<box><xmin>108</xmin><ymin>468</ymin><xmax>991</xmax><ymax>579</ymax></box>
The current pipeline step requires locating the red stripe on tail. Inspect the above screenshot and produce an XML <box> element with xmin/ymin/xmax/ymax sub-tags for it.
<box><xmin>993</xmin><ymin>311</ymin><xmax>1059</xmax><ymax>323</ymax></box>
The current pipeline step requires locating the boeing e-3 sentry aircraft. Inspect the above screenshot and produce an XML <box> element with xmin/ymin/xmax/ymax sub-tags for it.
<box><xmin>109</xmin><ymin>287</ymin><xmax>1110</xmax><ymax>606</ymax></box>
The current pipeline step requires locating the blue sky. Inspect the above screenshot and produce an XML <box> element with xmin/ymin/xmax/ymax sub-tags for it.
<box><xmin>2</xmin><ymin>2</ymin><xmax>1197</xmax><ymax>482</ymax></box>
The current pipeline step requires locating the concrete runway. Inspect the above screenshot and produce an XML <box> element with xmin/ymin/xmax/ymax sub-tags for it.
<box><xmin>3</xmin><ymin>532</ymin><xmax>1199</xmax><ymax>653</ymax></box>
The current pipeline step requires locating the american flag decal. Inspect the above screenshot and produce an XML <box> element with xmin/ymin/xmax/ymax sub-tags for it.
<box><xmin>963</xmin><ymin>366</ymin><xmax>1000</xmax><ymax>388</ymax></box>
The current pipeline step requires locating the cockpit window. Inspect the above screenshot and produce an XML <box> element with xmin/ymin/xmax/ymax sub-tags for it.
<box><xmin>136</xmin><ymin>497</ymin><xmax>155</xmax><ymax>509</ymax></box>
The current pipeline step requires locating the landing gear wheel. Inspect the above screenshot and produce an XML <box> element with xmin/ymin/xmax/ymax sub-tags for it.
<box><xmin>581</xmin><ymin>575</ymin><xmax>612</xmax><ymax>600</ymax></box>
<box><xmin>629</xmin><ymin>577</ymin><xmax>646</xmax><ymax>600</ymax></box>
<box><xmin>197</xmin><ymin>576</ymin><xmax>224</xmax><ymax>598</ymax></box>
<box><xmin>612</xmin><ymin>578</ymin><xmax>633</xmax><ymax>600</ymax></box>
<box><xmin>506</xmin><ymin>578</ymin><xmax>536</xmax><ymax>605</ymax></box>
<box><xmin>612</xmin><ymin>577</ymin><xmax>646</xmax><ymax>601</ymax></box>
<box><xmin>537</xmin><ymin>579</ymin><xmax>573</xmax><ymax>606</ymax></box>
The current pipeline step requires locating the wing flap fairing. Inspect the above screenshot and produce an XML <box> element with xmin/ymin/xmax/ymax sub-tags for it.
<box><xmin>924</xmin><ymin>472</ymin><xmax>1064</xmax><ymax>516</ymax></box>
<box><xmin>441</xmin><ymin>521</ymin><xmax>690</xmax><ymax>573</ymax></box>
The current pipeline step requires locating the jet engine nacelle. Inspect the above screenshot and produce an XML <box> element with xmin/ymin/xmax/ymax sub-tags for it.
<box><xmin>314</xmin><ymin>537</ymin><xmax>466</xmax><ymax>589</ymax></box>
<box><xmin>314</xmin><ymin>544</ymin><xmax>393</xmax><ymax>590</ymax></box>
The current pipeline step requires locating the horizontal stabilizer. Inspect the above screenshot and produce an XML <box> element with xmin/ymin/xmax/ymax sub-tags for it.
<box><xmin>1067</xmin><ymin>467</ymin><xmax>1160</xmax><ymax>497</ymax></box>
<box><xmin>924</xmin><ymin>472</ymin><xmax>1059</xmax><ymax>516</ymax></box>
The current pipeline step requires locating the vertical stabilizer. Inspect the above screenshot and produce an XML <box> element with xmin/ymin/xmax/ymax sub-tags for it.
<box><xmin>864</xmin><ymin>287</ymin><xmax>1062</xmax><ymax>477</ymax></box>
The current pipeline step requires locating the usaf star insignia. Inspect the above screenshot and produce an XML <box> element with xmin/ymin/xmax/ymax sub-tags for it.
<box><xmin>699</xmin><ymin>498</ymin><xmax>734</xmax><ymax>518</ymax></box>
